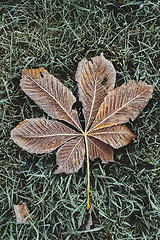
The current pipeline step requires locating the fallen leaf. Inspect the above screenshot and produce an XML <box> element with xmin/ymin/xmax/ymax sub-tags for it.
<box><xmin>11</xmin><ymin>53</ymin><xmax>153</xmax><ymax>209</ymax></box>
<box><xmin>13</xmin><ymin>202</ymin><xmax>33</xmax><ymax>224</ymax></box>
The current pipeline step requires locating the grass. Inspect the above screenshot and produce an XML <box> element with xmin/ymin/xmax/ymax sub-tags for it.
<box><xmin>0</xmin><ymin>0</ymin><xmax>160</xmax><ymax>239</ymax></box>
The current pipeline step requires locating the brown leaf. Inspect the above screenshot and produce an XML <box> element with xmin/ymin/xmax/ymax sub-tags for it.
<box><xmin>21</xmin><ymin>67</ymin><xmax>82</xmax><ymax>131</ymax></box>
<box><xmin>11</xmin><ymin>53</ymin><xmax>153</xmax><ymax>209</ymax></box>
<box><xmin>89</xmin><ymin>124</ymin><xmax>136</xmax><ymax>149</ymax></box>
<box><xmin>13</xmin><ymin>202</ymin><xmax>34</xmax><ymax>224</ymax></box>
<box><xmin>76</xmin><ymin>52</ymin><xmax>116</xmax><ymax>130</ymax></box>
<box><xmin>91</xmin><ymin>81</ymin><xmax>153</xmax><ymax>130</ymax></box>
<box><xmin>11</xmin><ymin>118</ymin><xmax>79</xmax><ymax>154</ymax></box>
<box><xmin>55</xmin><ymin>137</ymin><xmax>85</xmax><ymax>174</ymax></box>
<box><xmin>88</xmin><ymin>136</ymin><xmax>114</xmax><ymax>163</ymax></box>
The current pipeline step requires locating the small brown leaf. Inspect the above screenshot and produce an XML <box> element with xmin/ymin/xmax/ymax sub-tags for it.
<box><xmin>13</xmin><ymin>202</ymin><xmax>33</xmax><ymax>224</ymax></box>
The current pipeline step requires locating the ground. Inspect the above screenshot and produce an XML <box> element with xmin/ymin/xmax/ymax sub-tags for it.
<box><xmin>0</xmin><ymin>0</ymin><xmax>160</xmax><ymax>239</ymax></box>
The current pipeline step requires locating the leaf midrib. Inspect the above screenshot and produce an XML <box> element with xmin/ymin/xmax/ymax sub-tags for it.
<box><xmin>89</xmin><ymin>131</ymin><xmax>130</xmax><ymax>135</ymax></box>
<box><xmin>23</xmin><ymin>133</ymin><xmax>80</xmax><ymax>138</ymax></box>
<box><xmin>86</xmin><ymin>75</ymin><xmax>97</xmax><ymax>131</ymax></box>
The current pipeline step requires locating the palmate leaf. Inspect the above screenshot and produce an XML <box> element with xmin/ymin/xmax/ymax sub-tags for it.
<box><xmin>11</xmin><ymin>53</ymin><xmax>153</xmax><ymax>210</ymax></box>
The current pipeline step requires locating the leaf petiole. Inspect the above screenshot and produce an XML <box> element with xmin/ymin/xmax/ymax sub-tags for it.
<box><xmin>84</xmin><ymin>133</ymin><xmax>90</xmax><ymax>210</ymax></box>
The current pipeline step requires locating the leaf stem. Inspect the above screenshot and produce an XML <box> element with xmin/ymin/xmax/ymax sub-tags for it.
<box><xmin>84</xmin><ymin>133</ymin><xmax>90</xmax><ymax>210</ymax></box>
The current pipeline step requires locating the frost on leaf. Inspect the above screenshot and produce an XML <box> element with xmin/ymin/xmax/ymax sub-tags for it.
<box><xmin>11</xmin><ymin>53</ymin><xmax>153</xmax><ymax>209</ymax></box>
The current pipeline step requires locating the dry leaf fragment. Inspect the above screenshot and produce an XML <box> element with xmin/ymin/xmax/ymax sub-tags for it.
<box><xmin>13</xmin><ymin>202</ymin><xmax>33</xmax><ymax>224</ymax></box>
<box><xmin>11</xmin><ymin>53</ymin><xmax>153</xmax><ymax>210</ymax></box>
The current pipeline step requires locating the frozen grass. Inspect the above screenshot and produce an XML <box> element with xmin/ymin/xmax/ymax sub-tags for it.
<box><xmin>0</xmin><ymin>0</ymin><xmax>160</xmax><ymax>239</ymax></box>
